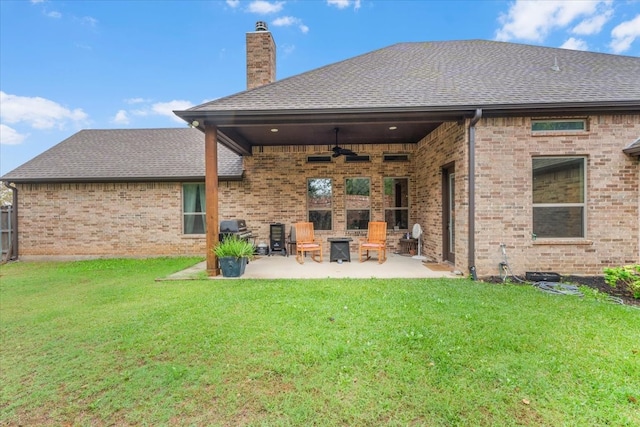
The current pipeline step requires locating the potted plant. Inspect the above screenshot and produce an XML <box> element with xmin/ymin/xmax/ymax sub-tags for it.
<box><xmin>213</xmin><ymin>235</ymin><xmax>255</xmax><ymax>277</ymax></box>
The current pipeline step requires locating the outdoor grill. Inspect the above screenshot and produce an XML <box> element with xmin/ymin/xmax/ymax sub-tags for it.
<box><xmin>219</xmin><ymin>219</ymin><xmax>254</xmax><ymax>243</ymax></box>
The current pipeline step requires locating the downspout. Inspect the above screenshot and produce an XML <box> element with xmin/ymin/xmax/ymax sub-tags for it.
<box><xmin>3</xmin><ymin>181</ymin><xmax>18</xmax><ymax>261</ymax></box>
<box><xmin>468</xmin><ymin>108</ymin><xmax>482</xmax><ymax>280</ymax></box>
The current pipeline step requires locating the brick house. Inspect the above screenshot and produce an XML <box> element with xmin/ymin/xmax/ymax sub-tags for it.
<box><xmin>3</xmin><ymin>22</ymin><xmax>639</xmax><ymax>278</ymax></box>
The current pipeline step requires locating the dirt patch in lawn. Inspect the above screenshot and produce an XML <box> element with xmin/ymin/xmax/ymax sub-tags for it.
<box><xmin>484</xmin><ymin>275</ymin><xmax>640</xmax><ymax>307</ymax></box>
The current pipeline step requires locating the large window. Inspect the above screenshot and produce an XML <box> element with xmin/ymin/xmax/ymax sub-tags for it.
<box><xmin>308</xmin><ymin>178</ymin><xmax>332</xmax><ymax>230</ymax></box>
<box><xmin>346</xmin><ymin>177</ymin><xmax>370</xmax><ymax>230</ymax></box>
<box><xmin>183</xmin><ymin>183</ymin><xmax>206</xmax><ymax>234</ymax></box>
<box><xmin>532</xmin><ymin>157</ymin><xmax>585</xmax><ymax>238</ymax></box>
<box><xmin>383</xmin><ymin>177</ymin><xmax>409</xmax><ymax>230</ymax></box>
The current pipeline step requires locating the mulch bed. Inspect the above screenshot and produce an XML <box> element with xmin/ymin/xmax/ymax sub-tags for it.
<box><xmin>483</xmin><ymin>275</ymin><xmax>640</xmax><ymax>307</ymax></box>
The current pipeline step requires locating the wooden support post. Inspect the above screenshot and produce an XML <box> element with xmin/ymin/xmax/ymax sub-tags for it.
<box><xmin>205</xmin><ymin>124</ymin><xmax>220</xmax><ymax>276</ymax></box>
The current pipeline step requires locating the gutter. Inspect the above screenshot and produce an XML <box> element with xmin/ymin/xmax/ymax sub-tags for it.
<box><xmin>175</xmin><ymin>100</ymin><xmax>640</xmax><ymax>125</ymax></box>
<box><xmin>468</xmin><ymin>108</ymin><xmax>482</xmax><ymax>280</ymax></box>
<box><xmin>0</xmin><ymin>174</ymin><xmax>245</xmax><ymax>184</ymax></box>
<box><xmin>3</xmin><ymin>181</ymin><xmax>18</xmax><ymax>261</ymax></box>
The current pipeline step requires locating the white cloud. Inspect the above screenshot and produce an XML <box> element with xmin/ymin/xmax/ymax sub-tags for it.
<box><xmin>272</xmin><ymin>16</ymin><xmax>309</xmax><ymax>33</ymax></box>
<box><xmin>124</xmin><ymin>97</ymin><xmax>150</xmax><ymax>104</ymax></box>
<box><xmin>30</xmin><ymin>0</ymin><xmax>45</xmax><ymax>4</ymax></box>
<box><xmin>121</xmin><ymin>99</ymin><xmax>193</xmax><ymax>123</ymax></box>
<box><xmin>112</xmin><ymin>110</ymin><xmax>130</xmax><ymax>125</ymax></box>
<box><xmin>80</xmin><ymin>16</ymin><xmax>98</xmax><ymax>27</ymax></box>
<box><xmin>496</xmin><ymin>0</ymin><xmax>609</xmax><ymax>42</ymax></box>
<box><xmin>273</xmin><ymin>16</ymin><xmax>296</xmax><ymax>26</ymax></box>
<box><xmin>327</xmin><ymin>0</ymin><xmax>350</xmax><ymax>8</ymax></box>
<box><xmin>0</xmin><ymin>91</ymin><xmax>88</xmax><ymax>130</ymax></box>
<box><xmin>561</xmin><ymin>37</ymin><xmax>588</xmax><ymax>51</ymax></box>
<box><xmin>572</xmin><ymin>9</ymin><xmax>612</xmax><ymax>35</ymax></box>
<box><xmin>46</xmin><ymin>10</ymin><xmax>61</xmax><ymax>18</ymax></box>
<box><xmin>152</xmin><ymin>100</ymin><xmax>194</xmax><ymax>123</ymax></box>
<box><xmin>281</xmin><ymin>43</ymin><xmax>296</xmax><ymax>56</ymax></box>
<box><xmin>248</xmin><ymin>1</ymin><xmax>284</xmax><ymax>14</ymax></box>
<box><xmin>226</xmin><ymin>0</ymin><xmax>240</xmax><ymax>8</ymax></box>
<box><xmin>610</xmin><ymin>14</ymin><xmax>640</xmax><ymax>54</ymax></box>
<box><xmin>327</xmin><ymin>0</ymin><xmax>361</xmax><ymax>10</ymax></box>
<box><xmin>0</xmin><ymin>124</ymin><xmax>28</xmax><ymax>146</ymax></box>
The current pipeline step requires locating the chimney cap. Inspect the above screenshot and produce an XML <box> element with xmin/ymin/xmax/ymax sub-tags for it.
<box><xmin>255</xmin><ymin>21</ymin><xmax>268</xmax><ymax>31</ymax></box>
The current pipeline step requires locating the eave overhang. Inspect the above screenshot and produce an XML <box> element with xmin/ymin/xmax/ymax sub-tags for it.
<box><xmin>1</xmin><ymin>174</ymin><xmax>245</xmax><ymax>185</ymax></box>
<box><xmin>623</xmin><ymin>137</ymin><xmax>640</xmax><ymax>157</ymax></box>
<box><xmin>175</xmin><ymin>100</ymin><xmax>640</xmax><ymax>156</ymax></box>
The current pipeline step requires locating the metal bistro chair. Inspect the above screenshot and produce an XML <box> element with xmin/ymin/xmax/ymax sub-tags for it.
<box><xmin>359</xmin><ymin>221</ymin><xmax>387</xmax><ymax>264</ymax></box>
<box><xmin>294</xmin><ymin>222</ymin><xmax>323</xmax><ymax>264</ymax></box>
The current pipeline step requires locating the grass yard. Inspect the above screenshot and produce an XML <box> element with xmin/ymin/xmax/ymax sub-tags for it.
<box><xmin>1</xmin><ymin>258</ymin><xmax>639</xmax><ymax>426</ymax></box>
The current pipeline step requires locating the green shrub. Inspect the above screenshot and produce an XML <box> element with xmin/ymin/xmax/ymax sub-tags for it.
<box><xmin>604</xmin><ymin>264</ymin><xmax>640</xmax><ymax>299</ymax></box>
<box><xmin>212</xmin><ymin>235</ymin><xmax>255</xmax><ymax>259</ymax></box>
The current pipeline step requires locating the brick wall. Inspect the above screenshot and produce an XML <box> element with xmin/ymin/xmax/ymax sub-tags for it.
<box><xmin>473</xmin><ymin>114</ymin><xmax>640</xmax><ymax>277</ymax></box>
<box><xmin>16</xmin><ymin>114</ymin><xmax>639</xmax><ymax>276</ymax></box>
<box><xmin>246</xmin><ymin>28</ymin><xmax>275</xmax><ymax>90</ymax></box>
<box><xmin>222</xmin><ymin>144</ymin><xmax>418</xmax><ymax>255</ymax></box>
<box><xmin>414</xmin><ymin>121</ymin><xmax>468</xmax><ymax>271</ymax></box>
<box><xmin>16</xmin><ymin>182</ymin><xmax>207</xmax><ymax>259</ymax></box>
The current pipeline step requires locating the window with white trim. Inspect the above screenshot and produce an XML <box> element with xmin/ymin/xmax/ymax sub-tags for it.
<box><xmin>183</xmin><ymin>183</ymin><xmax>206</xmax><ymax>234</ymax></box>
<box><xmin>532</xmin><ymin>157</ymin><xmax>585</xmax><ymax>238</ymax></box>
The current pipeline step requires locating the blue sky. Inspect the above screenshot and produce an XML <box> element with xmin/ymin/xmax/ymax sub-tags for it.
<box><xmin>1</xmin><ymin>0</ymin><xmax>639</xmax><ymax>175</ymax></box>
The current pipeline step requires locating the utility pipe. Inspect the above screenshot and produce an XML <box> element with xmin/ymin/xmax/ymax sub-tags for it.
<box><xmin>468</xmin><ymin>108</ymin><xmax>482</xmax><ymax>280</ymax></box>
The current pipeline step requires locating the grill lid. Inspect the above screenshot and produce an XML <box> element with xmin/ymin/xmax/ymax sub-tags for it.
<box><xmin>220</xmin><ymin>219</ymin><xmax>247</xmax><ymax>233</ymax></box>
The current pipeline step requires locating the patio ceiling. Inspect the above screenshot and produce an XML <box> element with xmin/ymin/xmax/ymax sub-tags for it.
<box><xmin>176</xmin><ymin>100</ymin><xmax>640</xmax><ymax>156</ymax></box>
<box><xmin>178</xmin><ymin>108</ymin><xmax>474</xmax><ymax>156</ymax></box>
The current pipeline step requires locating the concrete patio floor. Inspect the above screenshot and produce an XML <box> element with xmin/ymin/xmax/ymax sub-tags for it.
<box><xmin>163</xmin><ymin>252</ymin><xmax>463</xmax><ymax>280</ymax></box>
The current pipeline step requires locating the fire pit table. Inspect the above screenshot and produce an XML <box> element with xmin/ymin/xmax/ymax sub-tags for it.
<box><xmin>328</xmin><ymin>237</ymin><xmax>353</xmax><ymax>263</ymax></box>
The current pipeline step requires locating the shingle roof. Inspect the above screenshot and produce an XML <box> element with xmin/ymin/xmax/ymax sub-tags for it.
<box><xmin>1</xmin><ymin>128</ymin><xmax>242</xmax><ymax>182</ymax></box>
<box><xmin>189</xmin><ymin>40</ymin><xmax>640</xmax><ymax>112</ymax></box>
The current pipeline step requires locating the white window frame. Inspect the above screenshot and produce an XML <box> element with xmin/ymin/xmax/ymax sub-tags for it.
<box><xmin>182</xmin><ymin>183</ymin><xmax>206</xmax><ymax>235</ymax></box>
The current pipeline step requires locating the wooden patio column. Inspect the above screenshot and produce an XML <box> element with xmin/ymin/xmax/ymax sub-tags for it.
<box><xmin>205</xmin><ymin>124</ymin><xmax>220</xmax><ymax>276</ymax></box>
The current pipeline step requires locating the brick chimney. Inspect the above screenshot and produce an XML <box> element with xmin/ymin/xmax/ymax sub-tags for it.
<box><xmin>246</xmin><ymin>21</ymin><xmax>276</xmax><ymax>90</ymax></box>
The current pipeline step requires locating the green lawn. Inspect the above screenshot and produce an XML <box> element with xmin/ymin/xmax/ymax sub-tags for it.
<box><xmin>1</xmin><ymin>258</ymin><xmax>638</xmax><ymax>426</ymax></box>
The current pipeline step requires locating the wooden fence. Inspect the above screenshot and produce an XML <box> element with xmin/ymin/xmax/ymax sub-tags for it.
<box><xmin>1</xmin><ymin>205</ymin><xmax>14</xmax><ymax>262</ymax></box>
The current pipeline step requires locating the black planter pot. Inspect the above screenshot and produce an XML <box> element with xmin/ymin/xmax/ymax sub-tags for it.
<box><xmin>219</xmin><ymin>256</ymin><xmax>248</xmax><ymax>277</ymax></box>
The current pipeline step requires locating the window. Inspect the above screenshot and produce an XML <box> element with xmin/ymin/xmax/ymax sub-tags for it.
<box><xmin>531</xmin><ymin>119</ymin><xmax>586</xmax><ymax>132</ymax></box>
<box><xmin>384</xmin><ymin>177</ymin><xmax>409</xmax><ymax>230</ymax></box>
<box><xmin>308</xmin><ymin>178</ymin><xmax>332</xmax><ymax>230</ymax></box>
<box><xmin>532</xmin><ymin>157</ymin><xmax>585</xmax><ymax>238</ymax></box>
<box><xmin>346</xmin><ymin>177</ymin><xmax>370</xmax><ymax>230</ymax></box>
<box><xmin>183</xmin><ymin>183</ymin><xmax>206</xmax><ymax>234</ymax></box>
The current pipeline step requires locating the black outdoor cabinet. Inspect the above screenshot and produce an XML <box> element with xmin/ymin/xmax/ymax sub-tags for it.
<box><xmin>269</xmin><ymin>223</ymin><xmax>286</xmax><ymax>256</ymax></box>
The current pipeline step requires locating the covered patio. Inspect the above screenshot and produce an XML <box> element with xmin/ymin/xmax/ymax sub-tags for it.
<box><xmin>164</xmin><ymin>252</ymin><xmax>462</xmax><ymax>280</ymax></box>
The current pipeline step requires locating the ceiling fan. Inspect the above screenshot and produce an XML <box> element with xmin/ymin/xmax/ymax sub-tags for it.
<box><xmin>331</xmin><ymin>127</ymin><xmax>357</xmax><ymax>157</ymax></box>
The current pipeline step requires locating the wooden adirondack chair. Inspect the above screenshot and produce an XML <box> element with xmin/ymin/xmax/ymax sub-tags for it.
<box><xmin>359</xmin><ymin>221</ymin><xmax>387</xmax><ymax>264</ymax></box>
<box><xmin>294</xmin><ymin>222</ymin><xmax>323</xmax><ymax>264</ymax></box>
